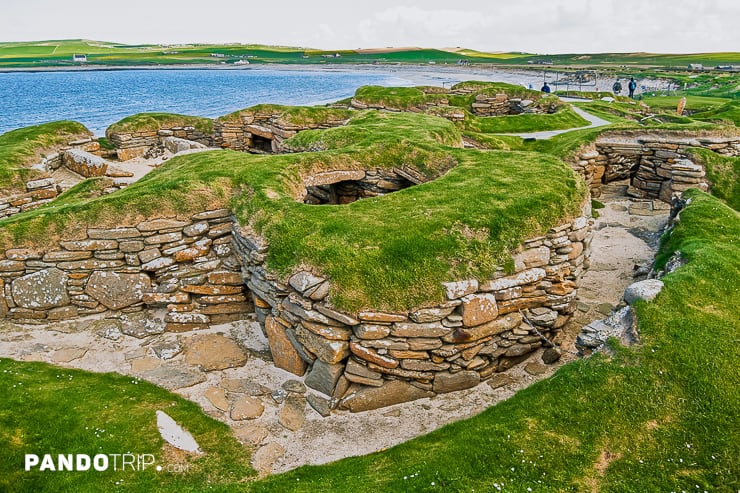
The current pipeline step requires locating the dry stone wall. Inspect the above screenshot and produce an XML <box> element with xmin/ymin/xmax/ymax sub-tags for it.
<box><xmin>213</xmin><ymin>111</ymin><xmax>350</xmax><ymax>153</ymax></box>
<box><xmin>0</xmin><ymin>209</ymin><xmax>251</xmax><ymax>328</ymax></box>
<box><xmin>0</xmin><ymin>138</ymin><xmax>103</xmax><ymax>219</ymax></box>
<box><xmin>470</xmin><ymin>93</ymin><xmax>541</xmax><ymax>116</ymax></box>
<box><xmin>232</xmin><ymin>202</ymin><xmax>592</xmax><ymax>412</ymax></box>
<box><xmin>108</xmin><ymin>126</ymin><xmax>214</xmax><ymax>161</ymax></box>
<box><xmin>572</xmin><ymin>133</ymin><xmax>740</xmax><ymax>200</ymax></box>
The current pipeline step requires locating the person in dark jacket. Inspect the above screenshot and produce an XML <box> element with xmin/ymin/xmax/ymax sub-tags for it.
<box><xmin>612</xmin><ymin>79</ymin><xmax>623</xmax><ymax>95</ymax></box>
<box><xmin>541</xmin><ymin>82</ymin><xmax>551</xmax><ymax>93</ymax></box>
<box><xmin>628</xmin><ymin>77</ymin><xmax>637</xmax><ymax>98</ymax></box>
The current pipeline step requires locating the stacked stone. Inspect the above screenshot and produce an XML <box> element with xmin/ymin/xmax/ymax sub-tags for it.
<box><xmin>214</xmin><ymin>111</ymin><xmax>350</xmax><ymax>153</ymax></box>
<box><xmin>0</xmin><ymin>178</ymin><xmax>58</xmax><ymax>218</ymax></box>
<box><xmin>301</xmin><ymin>168</ymin><xmax>413</xmax><ymax>205</ymax></box>
<box><xmin>0</xmin><ymin>209</ymin><xmax>251</xmax><ymax>327</ymax></box>
<box><xmin>108</xmin><ymin>126</ymin><xmax>213</xmax><ymax>161</ymax></box>
<box><xmin>0</xmin><ymin>139</ymin><xmax>104</xmax><ymax>219</ymax></box>
<box><xmin>470</xmin><ymin>93</ymin><xmax>540</xmax><ymax>116</ymax></box>
<box><xmin>232</xmin><ymin>208</ymin><xmax>592</xmax><ymax>413</ymax></box>
<box><xmin>570</xmin><ymin>133</ymin><xmax>740</xmax><ymax>200</ymax></box>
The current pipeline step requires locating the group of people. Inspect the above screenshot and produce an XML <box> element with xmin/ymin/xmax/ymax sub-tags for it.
<box><xmin>612</xmin><ymin>77</ymin><xmax>638</xmax><ymax>98</ymax></box>
<box><xmin>537</xmin><ymin>77</ymin><xmax>639</xmax><ymax>98</ymax></box>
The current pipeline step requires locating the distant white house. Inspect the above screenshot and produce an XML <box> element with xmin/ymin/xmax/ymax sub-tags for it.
<box><xmin>72</xmin><ymin>54</ymin><xmax>87</xmax><ymax>63</ymax></box>
<box><xmin>688</xmin><ymin>63</ymin><xmax>704</xmax><ymax>70</ymax></box>
<box><xmin>210</xmin><ymin>53</ymin><xmax>225</xmax><ymax>58</ymax></box>
<box><xmin>234</xmin><ymin>59</ymin><xmax>250</xmax><ymax>65</ymax></box>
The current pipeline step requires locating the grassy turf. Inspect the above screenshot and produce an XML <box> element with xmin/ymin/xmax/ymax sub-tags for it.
<box><xmin>0</xmin><ymin>109</ymin><xmax>585</xmax><ymax>312</ymax></box>
<box><xmin>247</xmin><ymin>190</ymin><xmax>740</xmax><ymax>493</ymax></box>
<box><xmin>0</xmin><ymin>358</ymin><xmax>254</xmax><ymax>493</ymax></box>
<box><xmin>105</xmin><ymin>113</ymin><xmax>214</xmax><ymax>136</ymax></box>
<box><xmin>688</xmin><ymin>148</ymin><xmax>740</xmax><ymax>210</ymax></box>
<box><xmin>0</xmin><ymin>121</ymin><xmax>91</xmax><ymax>196</ymax></box>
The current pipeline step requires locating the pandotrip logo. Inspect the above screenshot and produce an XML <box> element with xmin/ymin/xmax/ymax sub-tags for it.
<box><xmin>24</xmin><ymin>454</ymin><xmax>156</xmax><ymax>472</ymax></box>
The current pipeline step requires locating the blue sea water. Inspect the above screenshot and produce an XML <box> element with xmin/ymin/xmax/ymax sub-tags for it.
<box><xmin>0</xmin><ymin>68</ymin><xmax>412</xmax><ymax>136</ymax></box>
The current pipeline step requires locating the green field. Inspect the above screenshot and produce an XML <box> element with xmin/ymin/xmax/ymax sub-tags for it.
<box><xmin>1</xmin><ymin>39</ymin><xmax>739</xmax><ymax>69</ymax></box>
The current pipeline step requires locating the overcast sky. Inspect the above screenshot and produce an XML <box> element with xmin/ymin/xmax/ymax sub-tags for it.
<box><xmin>2</xmin><ymin>0</ymin><xmax>738</xmax><ymax>54</ymax></box>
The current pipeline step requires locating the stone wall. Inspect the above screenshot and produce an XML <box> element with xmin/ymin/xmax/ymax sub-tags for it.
<box><xmin>0</xmin><ymin>209</ymin><xmax>251</xmax><ymax>327</ymax></box>
<box><xmin>108</xmin><ymin>126</ymin><xmax>214</xmax><ymax>161</ymax></box>
<box><xmin>470</xmin><ymin>93</ymin><xmax>541</xmax><ymax>117</ymax></box>
<box><xmin>213</xmin><ymin>111</ymin><xmax>350</xmax><ymax>153</ymax></box>
<box><xmin>572</xmin><ymin>133</ymin><xmax>740</xmax><ymax>200</ymax></box>
<box><xmin>0</xmin><ymin>138</ymin><xmax>102</xmax><ymax>219</ymax></box>
<box><xmin>232</xmin><ymin>202</ymin><xmax>592</xmax><ymax>412</ymax></box>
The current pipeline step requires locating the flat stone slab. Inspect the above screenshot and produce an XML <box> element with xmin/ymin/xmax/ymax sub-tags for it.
<box><xmin>156</xmin><ymin>410</ymin><xmax>201</xmax><ymax>453</ymax></box>
<box><xmin>138</xmin><ymin>365</ymin><xmax>206</xmax><ymax>390</ymax></box>
<box><xmin>184</xmin><ymin>334</ymin><xmax>247</xmax><ymax>371</ymax></box>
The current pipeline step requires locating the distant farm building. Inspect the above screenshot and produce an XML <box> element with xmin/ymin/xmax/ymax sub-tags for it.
<box><xmin>72</xmin><ymin>54</ymin><xmax>87</xmax><ymax>63</ymax></box>
<box><xmin>688</xmin><ymin>63</ymin><xmax>704</xmax><ymax>71</ymax></box>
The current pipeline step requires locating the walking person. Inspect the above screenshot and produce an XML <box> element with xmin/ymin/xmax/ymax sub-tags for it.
<box><xmin>541</xmin><ymin>82</ymin><xmax>551</xmax><ymax>93</ymax></box>
<box><xmin>612</xmin><ymin>79</ymin><xmax>622</xmax><ymax>95</ymax></box>
<box><xmin>628</xmin><ymin>77</ymin><xmax>637</xmax><ymax>98</ymax></box>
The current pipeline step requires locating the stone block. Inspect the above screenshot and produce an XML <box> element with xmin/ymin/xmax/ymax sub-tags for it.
<box><xmin>480</xmin><ymin>268</ymin><xmax>547</xmax><ymax>291</ymax></box>
<box><xmin>349</xmin><ymin>341</ymin><xmax>399</xmax><ymax>368</ymax></box>
<box><xmin>264</xmin><ymin>316</ymin><xmax>308</xmax><ymax>376</ymax></box>
<box><xmin>295</xmin><ymin>324</ymin><xmax>350</xmax><ymax>364</ymax></box>
<box><xmin>433</xmin><ymin>370</ymin><xmax>480</xmax><ymax>393</ymax></box>
<box><xmin>11</xmin><ymin>268</ymin><xmax>69</xmax><ymax>309</ymax></box>
<box><xmin>460</xmin><ymin>293</ymin><xmax>499</xmax><ymax>327</ymax></box>
<box><xmin>184</xmin><ymin>334</ymin><xmax>247</xmax><ymax>371</ymax></box>
<box><xmin>340</xmin><ymin>380</ymin><xmax>435</xmax><ymax>412</ymax></box>
<box><xmin>63</xmin><ymin>149</ymin><xmax>108</xmax><ymax>177</ymax></box>
<box><xmin>305</xmin><ymin>359</ymin><xmax>345</xmax><ymax>396</ymax></box>
<box><xmin>84</xmin><ymin>271</ymin><xmax>151</xmax><ymax>310</ymax></box>
<box><xmin>442</xmin><ymin>313</ymin><xmax>523</xmax><ymax>343</ymax></box>
<box><xmin>442</xmin><ymin>279</ymin><xmax>479</xmax><ymax>299</ymax></box>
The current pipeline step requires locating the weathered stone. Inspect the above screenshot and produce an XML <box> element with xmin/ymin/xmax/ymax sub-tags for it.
<box><xmin>51</xmin><ymin>347</ymin><xmax>87</xmax><ymax>363</ymax></box>
<box><xmin>184</xmin><ymin>334</ymin><xmax>247</xmax><ymax>371</ymax></box>
<box><xmin>63</xmin><ymin>149</ymin><xmax>108</xmax><ymax>177</ymax></box>
<box><xmin>296</xmin><ymin>324</ymin><xmax>350</xmax><ymax>364</ymax></box>
<box><xmin>278</xmin><ymin>395</ymin><xmax>306</xmax><ymax>431</ymax></box>
<box><xmin>84</xmin><ymin>271</ymin><xmax>151</xmax><ymax>310</ymax></box>
<box><xmin>116</xmin><ymin>146</ymin><xmax>149</xmax><ymax>161</ymax></box>
<box><xmin>306</xmin><ymin>394</ymin><xmax>332</xmax><ymax>417</ymax></box>
<box><xmin>120</xmin><ymin>312</ymin><xmax>165</xmax><ymax>338</ymax></box>
<box><xmin>282</xmin><ymin>380</ymin><xmax>307</xmax><ymax>394</ymax></box>
<box><xmin>192</xmin><ymin>209</ymin><xmax>231</xmax><ymax>221</ymax></box>
<box><xmin>149</xmin><ymin>340</ymin><xmax>182</xmax><ymax>360</ymax></box>
<box><xmin>443</xmin><ymin>313</ymin><xmax>522</xmax><ymax>343</ymax></box>
<box><xmin>407</xmin><ymin>337</ymin><xmax>443</xmax><ymax>350</ymax></box>
<box><xmin>173</xmin><ymin>239</ymin><xmax>212</xmax><ymax>262</ymax></box>
<box><xmin>47</xmin><ymin>305</ymin><xmax>79</xmax><ymax>320</ymax></box>
<box><xmin>145</xmin><ymin>232</ymin><xmax>182</xmax><ymax>245</ymax></box>
<box><xmin>138</xmin><ymin>365</ymin><xmax>206</xmax><ymax>390</ymax></box>
<box><xmin>314</xmin><ymin>304</ymin><xmax>359</xmax><ymax>326</ymax></box>
<box><xmin>204</xmin><ymin>387</ymin><xmax>230</xmax><ymax>412</ymax></box>
<box><xmin>542</xmin><ymin>347</ymin><xmax>562</xmax><ymax>364</ymax></box>
<box><xmin>391</xmin><ymin>321</ymin><xmax>452</xmax><ymax>338</ymax></box>
<box><xmin>353</xmin><ymin>324</ymin><xmax>391</xmax><ymax>339</ymax></box>
<box><xmin>181</xmin><ymin>284</ymin><xmax>243</xmax><ymax>295</ymax></box>
<box><xmin>357</xmin><ymin>310</ymin><xmax>407</xmax><ymax>323</ymax></box>
<box><xmin>305</xmin><ymin>359</ymin><xmax>345</xmax><ymax>396</ymax></box>
<box><xmin>488</xmin><ymin>373</ymin><xmax>516</xmax><ymax>389</ymax></box>
<box><xmin>513</xmin><ymin>246</ymin><xmax>551</xmax><ymax>270</ymax></box>
<box><xmin>624</xmin><ymin>279</ymin><xmax>664</xmax><ymax>305</ymax></box>
<box><xmin>401</xmin><ymin>359</ymin><xmax>450</xmax><ymax>371</ymax></box>
<box><xmin>442</xmin><ymin>279</ymin><xmax>479</xmax><ymax>299</ymax></box>
<box><xmin>460</xmin><ymin>293</ymin><xmax>499</xmax><ymax>327</ymax></box>
<box><xmin>252</xmin><ymin>442</ymin><xmax>285</xmax><ymax>476</ymax></box>
<box><xmin>349</xmin><ymin>341</ymin><xmax>399</xmax><ymax>368</ymax></box>
<box><xmin>288</xmin><ymin>271</ymin><xmax>325</xmax><ymax>293</ymax></box>
<box><xmin>433</xmin><ymin>370</ymin><xmax>480</xmax><ymax>393</ymax></box>
<box><xmin>57</xmin><ymin>259</ymin><xmax>125</xmax><ymax>271</ymax></box>
<box><xmin>222</xmin><ymin>378</ymin><xmax>270</xmax><ymax>396</ymax></box>
<box><xmin>264</xmin><ymin>316</ymin><xmax>308</xmax><ymax>376</ymax></box>
<box><xmin>234</xmin><ymin>424</ymin><xmax>269</xmax><ymax>445</ymax></box>
<box><xmin>340</xmin><ymin>380</ymin><xmax>435</xmax><ymax>412</ymax></box>
<box><xmin>302</xmin><ymin>320</ymin><xmax>351</xmax><ymax>341</ymax></box>
<box><xmin>87</xmin><ymin>227</ymin><xmax>141</xmax><ymax>240</ymax></box>
<box><xmin>480</xmin><ymin>268</ymin><xmax>547</xmax><ymax>291</ymax></box>
<box><xmin>527</xmin><ymin>307</ymin><xmax>558</xmax><ymax>326</ymax></box>
<box><xmin>409</xmin><ymin>306</ymin><xmax>455</xmax><ymax>323</ymax></box>
<box><xmin>207</xmin><ymin>271</ymin><xmax>243</xmax><ymax>285</ymax></box>
<box><xmin>130</xmin><ymin>357</ymin><xmax>161</xmax><ymax>372</ymax></box>
<box><xmin>304</xmin><ymin>169</ymin><xmax>365</xmax><ymax>187</ymax></box>
<box><xmin>230</xmin><ymin>396</ymin><xmax>264</xmax><ymax>420</ymax></box>
<box><xmin>59</xmin><ymin>239</ymin><xmax>119</xmax><ymax>251</ymax></box>
<box><xmin>143</xmin><ymin>292</ymin><xmax>190</xmax><ymax>305</ymax></box>
<box><xmin>11</xmin><ymin>268</ymin><xmax>69</xmax><ymax>309</ymax></box>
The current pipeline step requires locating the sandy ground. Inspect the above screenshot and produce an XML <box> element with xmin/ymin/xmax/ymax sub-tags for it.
<box><xmin>0</xmin><ymin>178</ymin><xmax>669</xmax><ymax>474</ymax></box>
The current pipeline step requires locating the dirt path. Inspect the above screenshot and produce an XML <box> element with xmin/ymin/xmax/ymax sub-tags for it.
<box><xmin>0</xmin><ymin>180</ymin><xmax>669</xmax><ymax>475</ymax></box>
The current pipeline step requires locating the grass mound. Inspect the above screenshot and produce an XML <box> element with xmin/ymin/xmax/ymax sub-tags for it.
<box><xmin>0</xmin><ymin>358</ymin><xmax>254</xmax><ymax>492</ymax></box>
<box><xmin>248</xmin><ymin>190</ymin><xmax>740</xmax><ymax>492</ymax></box>
<box><xmin>0</xmin><ymin>121</ymin><xmax>91</xmax><ymax>195</ymax></box>
<box><xmin>688</xmin><ymin>148</ymin><xmax>740</xmax><ymax>210</ymax></box>
<box><xmin>1</xmin><ymin>108</ymin><xmax>584</xmax><ymax>312</ymax></box>
<box><xmin>105</xmin><ymin>113</ymin><xmax>213</xmax><ymax>137</ymax></box>
<box><xmin>218</xmin><ymin>104</ymin><xmax>353</xmax><ymax>127</ymax></box>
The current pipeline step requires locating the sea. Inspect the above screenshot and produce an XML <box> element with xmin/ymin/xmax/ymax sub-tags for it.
<box><xmin>0</xmin><ymin>68</ymin><xmax>413</xmax><ymax>136</ymax></box>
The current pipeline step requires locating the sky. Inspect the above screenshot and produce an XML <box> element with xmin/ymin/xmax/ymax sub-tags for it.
<box><xmin>2</xmin><ymin>0</ymin><xmax>738</xmax><ymax>54</ymax></box>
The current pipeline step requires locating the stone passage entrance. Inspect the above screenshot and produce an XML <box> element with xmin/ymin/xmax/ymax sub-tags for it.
<box><xmin>302</xmin><ymin>169</ymin><xmax>416</xmax><ymax>205</ymax></box>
